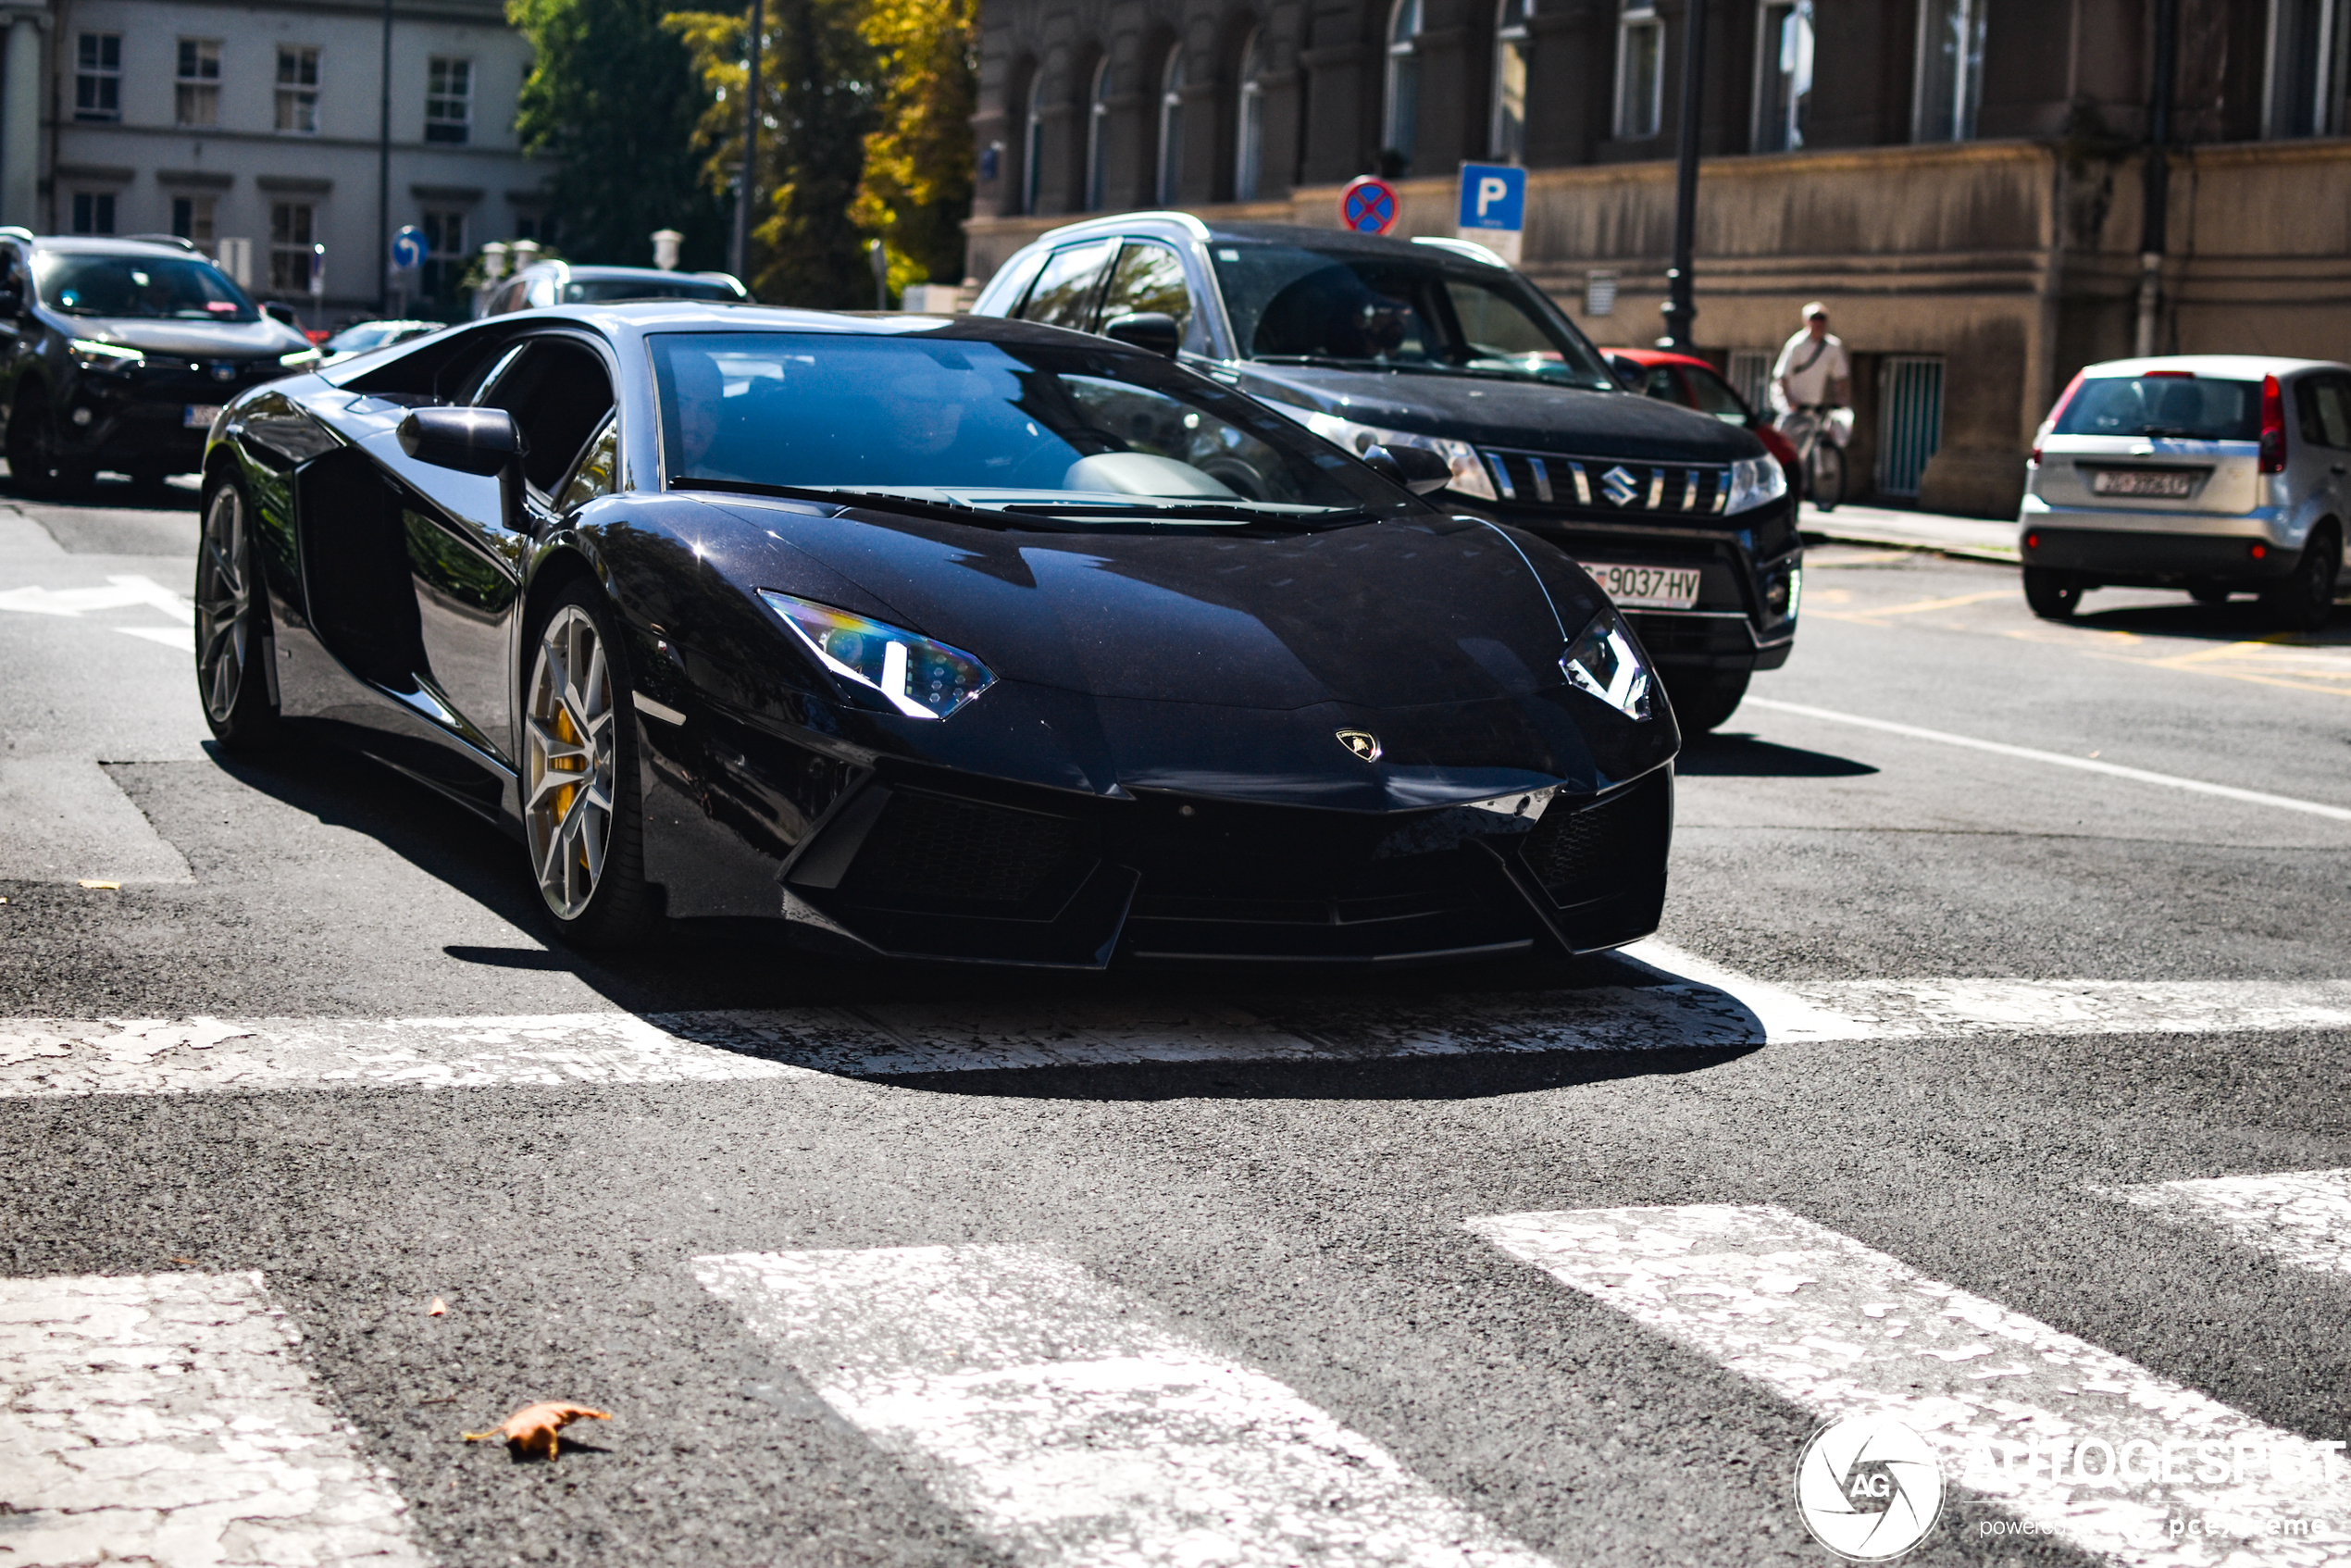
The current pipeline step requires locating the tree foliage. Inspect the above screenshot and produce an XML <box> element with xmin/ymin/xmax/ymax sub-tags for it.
<box><xmin>509</xmin><ymin>0</ymin><xmax>728</xmax><ymax>269</ymax></box>
<box><xmin>852</xmin><ymin>0</ymin><xmax>976</xmax><ymax>289</ymax></box>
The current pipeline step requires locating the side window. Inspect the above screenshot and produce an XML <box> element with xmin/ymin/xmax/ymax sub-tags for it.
<box><xmin>1014</xmin><ymin>240</ymin><xmax>1114</xmax><ymax>329</ymax></box>
<box><xmin>1098</xmin><ymin>242</ymin><xmax>1197</xmax><ymax>349</ymax></box>
<box><xmin>2295</xmin><ymin>376</ymin><xmax>2351</xmax><ymax>449</ymax></box>
<box><xmin>1640</xmin><ymin>366</ymin><xmax>1678</xmax><ymax>402</ymax></box>
<box><xmin>555</xmin><ymin>416</ymin><xmax>619</xmax><ymax>511</ymax></box>
<box><xmin>475</xmin><ymin>339</ymin><xmax>616</xmax><ymax>495</ymax></box>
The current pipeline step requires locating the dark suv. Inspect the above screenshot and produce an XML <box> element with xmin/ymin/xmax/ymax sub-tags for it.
<box><xmin>0</xmin><ymin>230</ymin><xmax>319</xmax><ymax>493</ymax></box>
<box><xmin>972</xmin><ymin>217</ymin><xmax>1800</xmax><ymax>729</ymax></box>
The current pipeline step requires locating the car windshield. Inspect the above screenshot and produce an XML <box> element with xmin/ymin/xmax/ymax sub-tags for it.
<box><xmin>651</xmin><ymin>330</ymin><xmax>1406</xmax><ymax>526</ymax></box>
<box><xmin>37</xmin><ymin>253</ymin><xmax>257</xmax><ymax>321</ymax></box>
<box><xmin>1209</xmin><ymin>243</ymin><xmax>1615</xmax><ymax>390</ymax></box>
<box><xmin>2055</xmin><ymin>375</ymin><xmax>2262</xmax><ymax>440</ymax></box>
<box><xmin>1682</xmin><ymin>367</ymin><xmax>1752</xmax><ymax>423</ymax></box>
<box><xmin>325</xmin><ymin>321</ymin><xmax>429</xmax><ymax>353</ymax></box>
<box><xmin>563</xmin><ymin>276</ymin><xmax>739</xmax><ymax>305</ymax></box>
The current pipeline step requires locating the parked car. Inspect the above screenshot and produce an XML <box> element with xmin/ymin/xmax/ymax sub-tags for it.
<box><xmin>2020</xmin><ymin>354</ymin><xmax>2348</xmax><ymax>628</ymax></box>
<box><xmin>194</xmin><ymin>301</ymin><xmax>1678</xmax><ymax>964</ymax></box>
<box><xmin>0</xmin><ymin>230</ymin><xmax>319</xmax><ymax>493</ymax></box>
<box><xmin>475</xmin><ymin>261</ymin><xmax>749</xmax><ymax>317</ymax></box>
<box><xmin>971</xmin><ymin>217</ymin><xmax>1799</xmax><ymax>731</ymax></box>
<box><xmin>1604</xmin><ymin>346</ymin><xmax>1804</xmax><ymax>503</ymax></box>
<box><xmin>319</xmin><ymin>319</ymin><xmax>442</xmax><ymax>362</ymax></box>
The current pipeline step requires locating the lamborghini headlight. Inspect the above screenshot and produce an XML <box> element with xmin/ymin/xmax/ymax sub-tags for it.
<box><xmin>1723</xmin><ymin>453</ymin><xmax>1787</xmax><ymax>516</ymax></box>
<box><xmin>68</xmin><ymin>337</ymin><xmax>143</xmax><ymax>372</ymax></box>
<box><xmin>1560</xmin><ymin>607</ymin><xmax>1653</xmax><ymax>721</ymax></box>
<box><xmin>760</xmin><ymin>591</ymin><xmax>994</xmax><ymax>720</ymax></box>
<box><xmin>1301</xmin><ymin>410</ymin><xmax>1496</xmax><ymax>500</ymax></box>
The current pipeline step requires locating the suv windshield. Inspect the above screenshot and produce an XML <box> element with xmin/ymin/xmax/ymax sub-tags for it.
<box><xmin>2055</xmin><ymin>375</ymin><xmax>2262</xmax><ymax>441</ymax></box>
<box><xmin>563</xmin><ymin>276</ymin><xmax>739</xmax><ymax>305</ymax></box>
<box><xmin>36</xmin><ymin>252</ymin><xmax>258</xmax><ymax>321</ymax></box>
<box><xmin>651</xmin><ymin>330</ymin><xmax>1405</xmax><ymax>525</ymax></box>
<box><xmin>1211</xmin><ymin>243</ymin><xmax>1615</xmax><ymax>391</ymax></box>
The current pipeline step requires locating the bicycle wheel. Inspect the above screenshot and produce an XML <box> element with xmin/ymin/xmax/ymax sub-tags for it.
<box><xmin>1808</xmin><ymin>437</ymin><xmax>1846</xmax><ymax>511</ymax></box>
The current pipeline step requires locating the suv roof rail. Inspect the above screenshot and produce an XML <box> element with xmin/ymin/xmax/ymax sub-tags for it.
<box><xmin>123</xmin><ymin>233</ymin><xmax>200</xmax><ymax>252</ymax></box>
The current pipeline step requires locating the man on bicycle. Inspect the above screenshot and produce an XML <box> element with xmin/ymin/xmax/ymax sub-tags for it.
<box><xmin>1772</xmin><ymin>302</ymin><xmax>1852</xmax><ymax>506</ymax></box>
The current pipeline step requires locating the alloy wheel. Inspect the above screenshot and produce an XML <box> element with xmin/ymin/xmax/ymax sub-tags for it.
<box><xmin>194</xmin><ymin>484</ymin><xmax>251</xmax><ymax>722</ymax></box>
<box><xmin>525</xmin><ymin>605</ymin><xmax>617</xmax><ymax>920</ymax></box>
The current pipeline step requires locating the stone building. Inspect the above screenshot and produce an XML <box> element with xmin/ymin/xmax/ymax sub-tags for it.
<box><xmin>0</xmin><ymin>0</ymin><xmax>541</xmax><ymax>323</ymax></box>
<box><xmin>965</xmin><ymin>0</ymin><xmax>2351</xmax><ymax>516</ymax></box>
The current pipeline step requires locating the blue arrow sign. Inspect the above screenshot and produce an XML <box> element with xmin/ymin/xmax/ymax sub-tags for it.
<box><xmin>390</xmin><ymin>226</ymin><xmax>427</xmax><ymax>270</ymax></box>
<box><xmin>1457</xmin><ymin>164</ymin><xmax>1525</xmax><ymax>232</ymax></box>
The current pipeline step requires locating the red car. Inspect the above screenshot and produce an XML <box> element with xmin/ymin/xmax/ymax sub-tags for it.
<box><xmin>1604</xmin><ymin>348</ymin><xmax>1804</xmax><ymax>502</ymax></box>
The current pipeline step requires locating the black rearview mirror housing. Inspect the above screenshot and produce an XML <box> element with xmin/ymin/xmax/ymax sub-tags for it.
<box><xmin>1362</xmin><ymin>442</ymin><xmax>1452</xmax><ymax>496</ymax></box>
<box><xmin>399</xmin><ymin>406</ymin><xmax>530</xmax><ymax>529</ymax></box>
<box><xmin>1102</xmin><ymin>311</ymin><xmax>1181</xmax><ymax>357</ymax></box>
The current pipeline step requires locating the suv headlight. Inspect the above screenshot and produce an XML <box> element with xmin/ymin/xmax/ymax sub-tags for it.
<box><xmin>1723</xmin><ymin>453</ymin><xmax>1787</xmax><ymax>516</ymax></box>
<box><xmin>68</xmin><ymin>338</ymin><xmax>143</xmax><ymax>372</ymax></box>
<box><xmin>1300</xmin><ymin>410</ymin><xmax>1496</xmax><ymax>501</ymax></box>
<box><xmin>760</xmin><ymin>591</ymin><xmax>994</xmax><ymax>720</ymax></box>
<box><xmin>1560</xmin><ymin>607</ymin><xmax>1653</xmax><ymax>721</ymax></box>
<box><xmin>278</xmin><ymin>346</ymin><xmax>323</xmax><ymax>368</ymax></box>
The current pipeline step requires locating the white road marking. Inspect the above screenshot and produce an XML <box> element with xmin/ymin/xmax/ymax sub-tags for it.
<box><xmin>2098</xmin><ymin>1169</ymin><xmax>2351</xmax><ymax>1276</ymax></box>
<box><xmin>1470</xmin><ymin>1205</ymin><xmax>2351</xmax><ymax>1566</ymax></box>
<box><xmin>117</xmin><ymin>624</ymin><xmax>192</xmax><ymax>648</ymax></box>
<box><xmin>0</xmin><ymin>573</ymin><xmax>194</xmax><ymax>621</ymax></box>
<box><xmin>695</xmin><ymin>1245</ymin><xmax>1551</xmax><ymax>1568</ymax></box>
<box><xmin>1747</xmin><ymin>696</ymin><xmax>2351</xmax><ymax>823</ymax></box>
<box><xmin>0</xmin><ymin>1272</ymin><xmax>426</xmax><ymax>1568</ymax></box>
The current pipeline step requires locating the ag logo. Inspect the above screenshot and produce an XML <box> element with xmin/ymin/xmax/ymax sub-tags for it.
<box><xmin>1598</xmin><ymin>465</ymin><xmax>1642</xmax><ymax>506</ymax></box>
<box><xmin>1336</xmin><ymin>728</ymin><xmax>1382</xmax><ymax>762</ymax></box>
<box><xmin>1792</xmin><ymin>1415</ymin><xmax>1944</xmax><ymax>1561</ymax></box>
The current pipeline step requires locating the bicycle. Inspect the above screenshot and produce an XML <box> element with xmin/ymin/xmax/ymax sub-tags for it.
<box><xmin>1779</xmin><ymin>403</ymin><xmax>1847</xmax><ymax>512</ymax></box>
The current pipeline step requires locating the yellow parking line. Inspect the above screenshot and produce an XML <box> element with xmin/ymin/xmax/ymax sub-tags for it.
<box><xmin>1822</xmin><ymin>589</ymin><xmax>2018</xmax><ymax>624</ymax></box>
<box><xmin>2145</xmin><ymin>632</ymin><xmax>2301</xmax><ymax>668</ymax></box>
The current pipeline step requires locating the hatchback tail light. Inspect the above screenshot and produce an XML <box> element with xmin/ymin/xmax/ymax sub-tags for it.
<box><xmin>2031</xmin><ymin>368</ymin><xmax>2087</xmax><ymax>466</ymax></box>
<box><xmin>2260</xmin><ymin>373</ymin><xmax>2287</xmax><ymax>474</ymax></box>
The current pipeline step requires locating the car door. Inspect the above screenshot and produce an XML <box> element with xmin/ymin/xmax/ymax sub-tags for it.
<box><xmin>2294</xmin><ymin>371</ymin><xmax>2351</xmax><ymax>522</ymax></box>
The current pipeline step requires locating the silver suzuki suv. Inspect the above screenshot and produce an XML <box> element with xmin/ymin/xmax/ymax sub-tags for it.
<box><xmin>2019</xmin><ymin>354</ymin><xmax>2347</xmax><ymax>628</ymax></box>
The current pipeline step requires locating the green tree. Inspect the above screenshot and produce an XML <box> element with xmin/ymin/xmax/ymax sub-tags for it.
<box><xmin>852</xmin><ymin>0</ymin><xmax>976</xmax><ymax>291</ymax></box>
<box><xmin>511</xmin><ymin>0</ymin><xmax>728</xmax><ymax>269</ymax></box>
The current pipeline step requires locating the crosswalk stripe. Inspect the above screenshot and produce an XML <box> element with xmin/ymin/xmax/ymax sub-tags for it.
<box><xmin>0</xmin><ymin>1272</ymin><xmax>426</xmax><ymax>1568</ymax></box>
<box><xmin>693</xmin><ymin>1245</ymin><xmax>1552</xmax><ymax>1567</ymax></box>
<box><xmin>2098</xmin><ymin>1169</ymin><xmax>2351</xmax><ymax>1277</ymax></box>
<box><xmin>1468</xmin><ymin>1205</ymin><xmax>2351</xmax><ymax>1565</ymax></box>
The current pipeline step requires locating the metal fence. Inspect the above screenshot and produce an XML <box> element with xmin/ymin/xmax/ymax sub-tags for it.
<box><xmin>1728</xmin><ymin>349</ymin><xmax>1773</xmax><ymax>414</ymax></box>
<box><xmin>1878</xmin><ymin>355</ymin><xmax>1945</xmax><ymax>497</ymax></box>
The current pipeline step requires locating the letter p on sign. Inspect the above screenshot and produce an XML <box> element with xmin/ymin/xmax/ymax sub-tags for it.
<box><xmin>1477</xmin><ymin>177</ymin><xmax>1510</xmax><ymax>218</ymax></box>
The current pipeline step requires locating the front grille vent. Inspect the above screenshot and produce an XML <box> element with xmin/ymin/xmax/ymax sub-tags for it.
<box><xmin>1479</xmin><ymin>449</ymin><xmax>1730</xmax><ymax>516</ymax></box>
<box><xmin>840</xmin><ymin>791</ymin><xmax>1088</xmax><ymax>908</ymax></box>
<box><xmin>1518</xmin><ymin>775</ymin><xmax>1669</xmax><ymax>900</ymax></box>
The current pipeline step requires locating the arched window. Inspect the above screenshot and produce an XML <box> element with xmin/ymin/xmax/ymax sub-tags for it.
<box><xmin>1491</xmin><ymin>0</ymin><xmax>1531</xmax><ymax>161</ymax></box>
<box><xmin>1021</xmin><ymin>83</ymin><xmax>1045</xmax><ymax>213</ymax></box>
<box><xmin>1384</xmin><ymin>0</ymin><xmax>1421</xmax><ymax>167</ymax></box>
<box><xmin>1085</xmin><ymin>57</ymin><xmax>1111</xmax><ymax>209</ymax></box>
<box><xmin>1754</xmin><ymin>0</ymin><xmax>1812</xmax><ymax>151</ymax></box>
<box><xmin>2268</xmin><ymin>0</ymin><xmax>2351</xmax><ymax>135</ymax></box>
<box><xmin>1614</xmin><ymin>0</ymin><xmax>1662</xmax><ymax>139</ymax></box>
<box><xmin>1235</xmin><ymin>30</ymin><xmax>1265</xmax><ymax>200</ymax></box>
<box><xmin>1157</xmin><ymin>47</ymin><xmax>1186</xmax><ymax>204</ymax></box>
<box><xmin>1913</xmin><ymin>0</ymin><xmax>1985</xmax><ymax>142</ymax></box>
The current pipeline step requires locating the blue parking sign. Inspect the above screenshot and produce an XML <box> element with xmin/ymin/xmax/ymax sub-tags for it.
<box><xmin>1457</xmin><ymin>164</ymin><xmax>1525</xmax><ymax>232</ymax></box>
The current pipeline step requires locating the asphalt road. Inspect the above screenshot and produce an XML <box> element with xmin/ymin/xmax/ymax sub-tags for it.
<box><xmin>4</xmin><ymin>481</ymin><xmax>2350</xmax><ymax>1568</ymax></box>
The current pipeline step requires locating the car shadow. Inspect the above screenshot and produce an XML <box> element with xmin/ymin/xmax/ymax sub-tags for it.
<box><xmin>1678</xmin><ymin>731</ymin><xmax>1878</xmax><ymax>778</ymax></box>
<box><xmin>2069</xmin><ymin>596</ymin><xmax>2351</xmax><ymax>646</ymax></box>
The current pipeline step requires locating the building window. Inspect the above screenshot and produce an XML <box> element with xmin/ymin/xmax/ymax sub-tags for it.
<box><xmin>1755</xmin><ymin>0</ymin><xmax>1812</xmax><ymax>151</ymax></box>
<box><xmin>1615</xmin><ymin>1</ymin><xmax>1662</xmax><ymax>138</ymax></box>
<box><xmin>1492</xmin><ymin>0</ymin><xmax>1532</xmax><ymax>161</ymax></box>
<box><xmin>70</xmin><ymin>193</ymin><xmax>116</xmax><ymax>235</ymax></box>
<box><xmin>426</xmin><ymin>56</ymin><xmax>472</xmax><ymax>143</ymax></box>
<box><xmin>1084</xmin><ymin>57</ymin><xmax>1110</xmax><ymax>210</ymax></box>
<box><xmin>1235</xmin><ymin>31</ymin><xmax>1264</xmax><ymax>201</ymax></box>
<box><xmin>177</xmin><ymin>39</ymin><xmax>222</xmax><ymax>128</ymax></box>
<box><xmin>1156</xmin><ymin>48</ymin><xmax>1185</xmax><ymax>205</ymax></box>
<box><xmin>75</xmin><ymin>33</ymin><xmax>121</xmax><ymax>122</ymax></box>
<box><xmin>1914</xmin><ymin>0</ymin><xmax>1985</xmax><ymax>142</ymax></box>
<box><xmin>421</xmin><ymin>210</ymin><xmax>466</xmax><ymax>299</ymax></box>
<box><xmin>2267</xmin><ymin>0</ymin><xmax>2351</xmax><ymax>136</ymax></box>
<box><xmin>1385</xmin><ymin>0</ymin><xmax>1422</xmax><ymax>168</ymax></box>
<box><xmin>269</xmin><ymin>203</ymin><xmax>316</xmax><ymax>292</ymax></box>
<box><xmin>171</xmin><ymin>195</ymin><xmax>218</xmax><ymax>251</ymax></box>
<box><xmin>276</xmin><ymin>47</ymin><xmax>320</xmax><ymax>133</ymax></box>
<box><xmin>1021</xmin><ymin>88</ymin><xmax>1044</xmax><ymax>214</ymax></box>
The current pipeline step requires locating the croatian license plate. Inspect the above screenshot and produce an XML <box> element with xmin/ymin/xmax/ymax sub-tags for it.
<box><xmin>183</xmin><ymin>404</ymin><xmax>223</xmax><ymax>430</ymax></box>
<box><xmin>1581</xmin><ymin>562</ymin><xmax>1702</xmax><ymax>610</ymax></box>
<box><xmin>2089</xmin><ymin>467</ymin><xmax>2196</xmax><ymax>498</ymax></box>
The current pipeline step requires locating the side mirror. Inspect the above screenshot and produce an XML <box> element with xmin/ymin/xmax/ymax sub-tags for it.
<box><xmin>262</xmin><ymin>301</ymin><xmax>300</xmax><ymax>328</ymax></box>
<box><xmin>399</xmin><ymin>406</ymin><xmax>530</xmax><ymax>530</ymax></box>
<box><xmin>1362</xmin><ymin>442</ymin><xmax>1452</xmax><ymax>495</ymax></box>
<box><xmin>1102</xmin><ymin>311</ymin><xmax>1180</xmax><ymax>357</ymax></box>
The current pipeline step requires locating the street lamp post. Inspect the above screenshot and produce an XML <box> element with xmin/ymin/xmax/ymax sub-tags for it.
<box><xmin>730</xmin><ymin>0</ymin><xmax>762</xmax><ymax>281</ymax></box>
<box><xmin>376</xmin><ymin>0</ymin><xmax>392</xmax><ymax>315</ymax></box>
<box><xmin>1659</xmin><ymin>0</ymin><xmax>1708</xmax><ymax>352</ymax></box>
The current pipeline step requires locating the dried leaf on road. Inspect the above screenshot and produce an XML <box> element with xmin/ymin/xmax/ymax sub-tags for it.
<box><xmin>428</xmin><ymin>1298</ymin><xmax>447</xmax><ymax>1316</ymax></box>
<box><xmin>462</xmin><ymin>1401</ymin><xmax>612</xmax><ymax>1460</ymax></box>
<box><xmin>77</xmin><ymin>880</ymin><xmax>120</xmax><ymax>890</ymax></box>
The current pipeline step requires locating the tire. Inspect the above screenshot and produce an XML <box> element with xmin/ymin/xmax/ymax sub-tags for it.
<box><xmin>1807</xmin><ymin>438</ymin><xmax>1845</xmax><ymax>512</ymax></box>
<box><xmin>2187</xmin><ymin>581</ymin><xmax>2233</xmax><ymax>605</ymax></box>
<box><xmin>193</xmin><ymin>474</ymin><xmax>280</xmax><ymax>750</ymax></box>
<box><xmin>2259</xmin><ymin>529</ymin><xmax>2340</xmax><ymax>632</ymax></box>
<box><xmin>522</xmin><ymin>579</ymin><xmax>655</xmax><ymax>949</ymax></box>
<box><xmin>2022</xmin><ymin>566</ymin><xmax>2085</xmax><ymax>620</ymax></box>
<box><xmin>1666</xmin><ymin>668</ymin><xmax>1750</xmax><ymax>734</ymax></box>
<box><xmin>6</xmin><ymin>388</ymin><xmax>90</xmax><ymax>498</ymax></box>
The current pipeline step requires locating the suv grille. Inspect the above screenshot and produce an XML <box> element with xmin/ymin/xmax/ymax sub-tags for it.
<box><xmin>1479</xmin><ymin>449</ymin><xmax>1730</xmax><ymax>516</ymax></box>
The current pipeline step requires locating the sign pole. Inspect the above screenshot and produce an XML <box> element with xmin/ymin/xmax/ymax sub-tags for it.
<box><xmin>1661</xmin><ymin>0</ymin><xmax>1708</xmax><ymax>350</ymax></box>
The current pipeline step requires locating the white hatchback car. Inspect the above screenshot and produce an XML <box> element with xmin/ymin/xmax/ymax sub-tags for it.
<box><xmin>2018</xmin><ymin>354</ymin><xmax>2347</xmax><ymax>628</ymax></box>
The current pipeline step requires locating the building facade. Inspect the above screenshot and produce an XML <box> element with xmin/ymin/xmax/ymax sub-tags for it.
<box><xmin>0</xmin><ymin>0</ymin><xmax>541</xmax><ymax>323</ymax></box>
<box><xmin>966</xmin><ymin>0</ymin><xmax>2351</xmax><ymax>516</ymax></box>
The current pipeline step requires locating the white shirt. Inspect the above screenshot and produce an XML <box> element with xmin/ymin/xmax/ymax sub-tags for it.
<box><xmin>1773</xmin><ymin>328</ymin><xmax>1850</xmax><ymax>409</ymax></box>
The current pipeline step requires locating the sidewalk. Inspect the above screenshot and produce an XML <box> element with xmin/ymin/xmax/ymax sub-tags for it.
<box><xmin>1797</xmin><ymin>500</ymin><xmax>2018</xmax><ymax>564</ymax></box>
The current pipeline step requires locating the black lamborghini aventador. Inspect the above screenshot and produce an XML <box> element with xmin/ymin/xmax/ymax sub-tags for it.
<box><xmin>193</xmin><ymin>302</ymin><xmax>1677</xmax><ymax>967</ymax></box>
